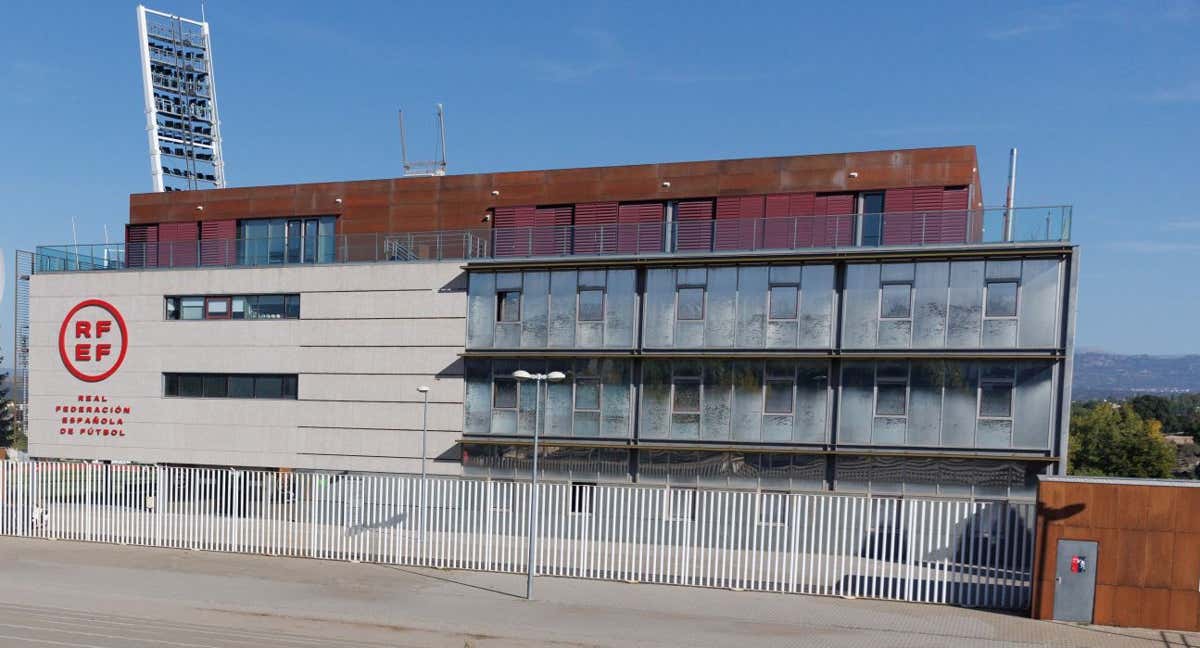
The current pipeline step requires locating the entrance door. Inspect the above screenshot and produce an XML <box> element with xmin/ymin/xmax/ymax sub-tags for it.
<box><xmin>1052</xmin><ymin>539</ymin><xmax>1098</xmax><ymax>622</ymax></box>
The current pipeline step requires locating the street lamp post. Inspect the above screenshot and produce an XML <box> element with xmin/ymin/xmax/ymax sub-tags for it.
<box><xmin>511</xmin><ymin>369</ymin><xmax>566</xmax><ymax>601</ymax></box>
<box><xmin>416</xmin><ymin>385</ymin><xmax>430</xmax><ymax>550</ymax></box>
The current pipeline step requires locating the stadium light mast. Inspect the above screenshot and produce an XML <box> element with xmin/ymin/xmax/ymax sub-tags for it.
<box><xmin>136</xmin><ymin>5</ymin><xmax>226</xmax><ymax>192</ymax></box>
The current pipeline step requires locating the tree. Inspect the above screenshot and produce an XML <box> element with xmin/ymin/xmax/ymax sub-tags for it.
<box><xmin>1129</xmin><ymin>395</ymin><xmax>1171</xmax><ymax>427</ymax></box>
<box><xmin>1069</xmin><ymin>402</ymin><xmax>1176</xmax><ymax>478</ymax></box>
<box><xmin>0</xmin><ymin>347</ymin><xmax>17</xmax><ymax>449</ymax></box>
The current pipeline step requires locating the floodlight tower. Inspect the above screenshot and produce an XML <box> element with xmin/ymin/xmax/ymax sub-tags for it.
<box><xmin>136</xmin><ymin>5</ymin><xmax>226</xmax><ymax>192</ymax></box>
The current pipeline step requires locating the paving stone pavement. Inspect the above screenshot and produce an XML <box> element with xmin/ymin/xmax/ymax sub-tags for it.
<box><xmin>0</xmin><ymin>536</ymin><xmax>1195</xmax><ymax>647</ymax></box>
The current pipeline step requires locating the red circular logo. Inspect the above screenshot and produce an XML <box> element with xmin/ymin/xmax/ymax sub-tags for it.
<box><xmin>58</xmin><ymin>299</ymin><xmax>128</xmax><ymax>383</ymax></box>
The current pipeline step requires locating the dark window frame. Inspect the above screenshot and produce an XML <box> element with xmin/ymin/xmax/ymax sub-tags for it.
<box><xmin>162</xmin><ymin>373</ymin><xmax>299</xmax><ymax>399</ymax></box>
<box><xmin>985</xmin><ymin>280</ymin><xmax>1020</xmax><ymax>318</ymax></box>
<box><xmin>497</xmin><ymin>290</ymin><xmax>522</xmax><ymax>323</ymax></box>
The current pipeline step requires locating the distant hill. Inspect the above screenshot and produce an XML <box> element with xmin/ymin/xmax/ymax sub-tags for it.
<box><xmin>1073</xmin><ymin>352</ymin><xmax>1200</xmax><ymax>401</ymax></box>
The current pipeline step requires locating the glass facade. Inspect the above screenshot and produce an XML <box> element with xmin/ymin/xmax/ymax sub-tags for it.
<box><xmin>238</xmin><ymin>216</ymin><xmax>336</xmax><ymax>265</ymax></box>
<box><xmin>464</xmin><ymin>253</ymin><xmax>1068</xmax><ymax>499</ymax></box>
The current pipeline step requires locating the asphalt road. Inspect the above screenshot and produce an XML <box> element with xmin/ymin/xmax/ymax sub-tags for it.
<box><xmin>0</xmin><ymin>536</ymin><xmax>1194</xmax><ymax>647</ymax></box>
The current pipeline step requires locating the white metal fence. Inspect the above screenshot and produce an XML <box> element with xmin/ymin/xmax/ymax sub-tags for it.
<box><xmin>0</xmin><ymin>461</ymin><xmax>1034</xmax><ymax>610</ymax></box>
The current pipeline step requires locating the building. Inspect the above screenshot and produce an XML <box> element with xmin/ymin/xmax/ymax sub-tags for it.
<box><xmin>18</xmin><ymin>145</ymin><xmax>1078</xmax><ymax>500</ymax></box>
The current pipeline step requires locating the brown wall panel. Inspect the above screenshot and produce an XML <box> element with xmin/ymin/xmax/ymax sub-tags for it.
<box><xmin>1033</xmin><ymin>479</ymin><xmax>1200</xmax><ymax>631</ymax></box>
<box><xmin>128</xmin><ymin>146</ymin><xmax>982</xmax><ymax>231</ymax></box>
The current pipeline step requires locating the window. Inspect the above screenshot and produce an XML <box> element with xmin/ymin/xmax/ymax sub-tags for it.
<box><xmin>676</xmin><ymin>287</ymin><xmax>705</xmax><ymax>320</ymax></box>
<box><xmin>860</xmin><ymin>192</ymin><xmax>885</xmax><ymax>247</ymax></box>
<box><xmin>180</xmin><ymin>296</ymin><xmax>204</xmax><ymax>320</ymax></box>
<box><xmin>163</xmin><ymin>373</ymin><xmax>298</xmax><ymax>399</ymax></box>
<box><xmin>880</xmin><ymin>283</ymin><xmax>912</xmax><ymax>319</ymax></box>
<box><xmin>570</xmin><ymin>482</ymin><xmax>596</xmax><ymax>514</ymax></box>
<box><xmin>166</xmin><ymin>294</ymin><xmax>300</xmax><ymax>320</ymax></box>
<box><xmin>672</xmin><ymin>379</ymin><xmax>701</xmax><ymax>413</ymax></box>
<box><xmin>493</xmin><ymin>379</ymin><xmax>518</xmax><ymax>409</ymax></box>
<box><xmin>574</xmin><ymin>379</ymin><xmax>601</xmax><ymax>411</ymax></box>
<box><xmin>769</xmin><ymin>285</ymin><xmax>799</xmax><ymax>320</ymax></box>
<box><xmin>874</xmin><ymin>363</ymin><xmax>909</xmax><ymax>417</ymax></box>
<box><xmin>497</xmin><ymin>290</ymin><xmax>521</xmax><ymax>322</ymax></box>
<box><xmin>979</xmin><ymin>363</ymin><xmax>1016</xmax><ymax>418</ymax></box>
<box><xmin>204</xmin><ymin>297</ymin><xmax>230</xmax><ymax>319</ymax></box>
<box><xmin>985</xmin><ymin>281</ymin><xmax>1018</xmax><ymax>317</ymax></box>
<box><xmin>764</xmin><ymin>379</ymin><xmax>794</xmax><ymax>414</ymax></box>
<box><xmin>238</xmin><ymin>216</ymin><xmax>336</xmax><ymax>265</ymax></box>
<box><xmin>577</xmin><ymin>289</ymin><xmax>604</xmax><ymax>322</ymax></box>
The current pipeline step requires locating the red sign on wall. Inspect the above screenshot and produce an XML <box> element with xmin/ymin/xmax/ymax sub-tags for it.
<box><xmin>58</xmin><ymin>299</ymin><xmax>128</xmax><ymax>382</ymax></box>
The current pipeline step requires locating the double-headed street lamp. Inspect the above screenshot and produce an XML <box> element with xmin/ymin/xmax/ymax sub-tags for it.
<box><xmin>511</xmin><ymin>369</ymin><xmax>565</xmax><ymax>600</ymax></box>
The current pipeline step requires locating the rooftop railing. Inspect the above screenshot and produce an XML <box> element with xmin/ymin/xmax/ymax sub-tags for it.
<box><xmin>30</xmin><ymin>205</ymin><xmax>1070</xmax><ymax>273</ymax></box>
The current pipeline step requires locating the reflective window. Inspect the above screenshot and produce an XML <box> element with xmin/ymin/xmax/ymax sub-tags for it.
<box><xmin>238</xmin><ymin>216</ymin><xmax>336</xmax><ymax>265</ymax></box>
<box><xmin>880</xmin><ymin>283</ymin><xmax>912</xmax><ymax>319</ymax></box>
<box><xmin>875</xmin><ymin>383</ymin><xmax>907</xmax><ymax>416</ymax></box>
<box><xmin>167</xmin><ymin>294</ymin><xmax>299</xmax><ymax>320</ymax></box>
<box><xmin>769</xmin><ymin>285</ymin><xmax>798</xmax><ymax>320</ymax></box>
<box><xmin>985</xmin><ymin>281</ymin><xmax>1018</xmax><ymax>317</ymax></box>
<box><xmin>979</xmin><ymin>363</ymin><xmax>1016</xmax><ymax>418</ymax></box>
<box><xmin>672</xmin><ymin>380</ymin><xmax>701</xmax><ymax>412</ymax></box>
<box><xmin>577</xmin><ymin>289</ymin><xmax>604</xmax><ymax>322</ymax></box>
<box><xmin>498</xmin><ymin>291</ymin><xmax>522</xmax><ymax>322</ymax></box>
<box><xmin>575</xmin><ymin>379</ymin><xmax>601</xmax><ymax>410</ymax></box>
<box><xmin>764</xmin><ymin>379</ymin><xmax>794</xmax><ymax>414</ymax></box>
<box><xmin>677</xmin><ymin>288</ymin><xmax>705</xmax><ymax>321</ymax></box>
<box><xmin>164</xmin><ymin>373</ymin><xmax>297</xmax><ymax>399</ymax></box>
<box><xmin>493</xmin><ymin>380</ymin><xmax>518</xmax><ymax>409</ymax></box>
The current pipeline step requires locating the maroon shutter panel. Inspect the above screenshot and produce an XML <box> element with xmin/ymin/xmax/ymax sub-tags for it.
<box><xmin>573</xmin><ymin>202</ymin><xmax>619</xmax><ymax>255</ymax></box>
<box><xmin>675</xmin><ymin>199</ymin><xmax>714</xmax><ymax>251</ymax></box>
<box><xmin>883</xmin><ymin>188</ymin><xmax>915</xmax><ymax>246</ymax></box>
<box><xmin>125</xmin><ymin>224</ymin><xmax>159</xmax><ymax>268</ymax></box>
<box><xmin>940</xmin><ymin>186</ymin><xmax>970</xmax><ymax>243</ymax></box>
<box><xmin>812</xmin><ymin>193</ymin><xmax>855</xmax><ymax>247</ymax></box>
<box><xmin>532</xmin><ymin>206</ymin><xmax>572</xmax><ymax>255</ymax></box>
<box><xmin>492</xmin><ymin>205</ymin><xmax>536</xmax><ymax>257</ymax></box>
<box><xmin>617</xmin><ymin>202</ymin><xmax>664</xmax><ymax>253</ymax></box>
<box><xmin>157</xmin><ymin>222</ymin><xmax>198</xmax><ymax>267</ymax></box>
<box><xmin>784</xmin><ymin>193</ymin><xmax>817</xmax><ymax>248</ymax></box>
<box><xmin>762</xmin><ymin>193</ymin><xmax>805</xmax><ymax>249</ymax></box>
<box><xmin>200</xmin><ymin>220</ymin><xmax>236</xmax><ymax>266</ymax></box>
<box><xmin>714</xmin><ymin>195</ymin><xmax>763</xmax><ymax>250</ymax></box>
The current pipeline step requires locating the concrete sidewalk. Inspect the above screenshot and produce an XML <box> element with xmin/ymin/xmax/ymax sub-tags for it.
<box><xmin>0</xmin><ymin>536</ymin><xmax>1192</xmax><ymax>647</ymax></box>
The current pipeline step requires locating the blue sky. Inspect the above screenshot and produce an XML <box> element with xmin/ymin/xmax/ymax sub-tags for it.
<box><xmin>1</xmin><ymin>0</ymin><xmax>1198</xmax><ymax>366</ymax></box>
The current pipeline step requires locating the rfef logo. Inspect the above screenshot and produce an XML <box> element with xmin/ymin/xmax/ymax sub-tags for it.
<box><xmin>59</xmin><ymin>299</ymin><xmax>128</xmax><ymax>382</ymax></box>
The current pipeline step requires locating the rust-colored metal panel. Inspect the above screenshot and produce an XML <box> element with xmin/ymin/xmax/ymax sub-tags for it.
<box><xmin>127</xmin><ymin>147</ymin><xmax>982</xmax><ymax>238</ymax></box>
<box><xmin>1168</xmin><ymin>590</ymin><xmax>1200</xmax><ymax>631</ymax></box>
<box><xmin>1144</xmin><ymin>531</ymin><xmax>1176</xmax><ymax>589</ymax></box>
<box><xmin>1092</xmin><ymin>584</ymin><xmax>1117</xmax><ymax>626</ymax></box>
<box><xmin>1171</xmin><ymin>532</ymin><xmax>1200</xmax><ymax>591</ymax></box>
<box><xmin>1117</xmin><ymin>487</ymin><xmax>1153</xmax><ymax>529</ymax></box>
<box><xmin>1139</xmin><ymin>588</ymin><xmax>1172</xmax><ymax>630</ymax></box>
<box><xmin>1147</xmin><ymin>488</ymin><xmax>1178</xmax><ymax>531</ymax></box>
<box><xmin>1116</xmin><ymin>530</ymin><xmax>1150</xmax><ymax>587</ymax></box>
<box><xmin>1173</xmin><ymin>489</ymin><xmax>1200</xmax><ymax>533</ymax></box>
<box><xmin>1112</xmin><ymin>585</ymin><xmax>1146</xmax><ymax>627</ymax></box>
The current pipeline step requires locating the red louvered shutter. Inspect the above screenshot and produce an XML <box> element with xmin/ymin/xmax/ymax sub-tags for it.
<box><xmin>199</xmin><ymin>220</ymin><xmax>237</xmax><ymax>266</ymax></box>
<box><xmin>617</xmin><ymin>202</ymin><xmax>664</xmax><ymax>253</ymax></box>
<box><xmin>492</xmin><ymin>206</ymin><xmax>536</xmax><ymax>257</ymax></box>
<box><xmin>573</xmin><ymin>202</ymin><xmax>619</xmax><ymax>255</ymax></box>
<box><xmin>812</xmin><ymin>193</ymin><xmax>855</xmax><ymax>247</ymax></box>
<box><xmin>125</xmin><ymin>224</ymin><xmax>159</xmax><ymax>268</ymax></box>
<box><xmin>532</xmin><ymin>206</ymin><xmax>572</xmax><ymax>255</ymax></box>
<box><xmin>674</xmin><ymin>199</ymin><xmax>714</xmax><ymax>251</ymax></box>
<box><xmin>157</xmin><ymin>222</ymin><xmax>198</xmax><ymax>267</ymax></box>
<box><xmin>940</xmin><ymin>186</ymin><xmax>971</xmax><ymax>243</ymax></box>
<box><xmin>882</xmin><ymin>188</ymin><xmax>914</xmax><ymax>246</ymax></box>
<box><xmin>714</xmin><ymin>195</ymin><xmax>764</xmax><ymax>250</ymax></box>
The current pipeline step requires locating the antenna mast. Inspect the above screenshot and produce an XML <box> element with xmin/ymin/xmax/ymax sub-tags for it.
<box><xmin>398</xmin><ymin>104</ymin><xmax>448</xmax><ymax>177</ymax></box>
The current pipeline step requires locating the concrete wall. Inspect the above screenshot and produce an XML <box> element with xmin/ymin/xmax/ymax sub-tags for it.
<box><xmin>28</xmin><ymin>261</ymin><xmax>468</xmax><ymax>474</ymax></box>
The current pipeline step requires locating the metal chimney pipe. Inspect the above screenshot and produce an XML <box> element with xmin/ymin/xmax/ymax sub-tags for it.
<box><xmin>1004</xmin><ymin>148</ymin><xmax>1018</xmax><ymax>242</ymax></box>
